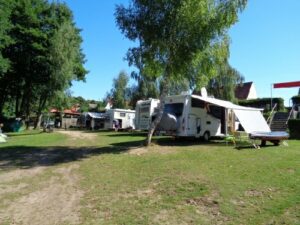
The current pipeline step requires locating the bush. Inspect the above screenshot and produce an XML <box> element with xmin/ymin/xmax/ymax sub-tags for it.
<box><xmin>288</xmin><ymin>119</ymin><xmax>300</xmax><ymax>139</ymax></box>
<box><xmin>291</xmin><ymin>95</ymin><xmax>300</xmax><ymax>105</ymax></box>
<box><xmin>238</xmin><ymin>98</ymin><xmax>285</xmax><ymax>112</ymax></box>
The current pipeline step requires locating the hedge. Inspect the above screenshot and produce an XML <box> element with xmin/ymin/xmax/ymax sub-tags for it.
<box><xmin>238</xmin><ymin>98</ymin><xmax>285</xmax><ymax>112</ymax></box>
<box><xmin>291</xmin><ymin>95</ymin><xmax>300</xmax><ymax>105</ymax></box>
<box><xmin>288</xmin><ymin>119</ymin><xmax>300</xmax><ymax>139</ymax></box>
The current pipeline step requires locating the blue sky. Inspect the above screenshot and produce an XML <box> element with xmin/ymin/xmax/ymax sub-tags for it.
<box><xmin>66</xmin><ymin>0</ymin><xmax>300</xmax><ymax>106</ymax></box>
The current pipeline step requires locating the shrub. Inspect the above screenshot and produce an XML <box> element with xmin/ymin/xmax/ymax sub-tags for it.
<box><xmin>238</xmin><ymin>98</ymin><xmax>285</xmax><ymax>112</ymax></box>
<box><xmin>291</xmin><ymin>95</ymin><xmax>300</xmax><ymax>105</ymax></box>
<box><xmin>288</xmin><ymin>119</ymin><xmax>300</xmax><ymax>139</ymax></box>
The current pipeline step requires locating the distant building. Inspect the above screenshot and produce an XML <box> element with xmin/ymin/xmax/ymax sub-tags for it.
<box><xmin>235</xmin><ymin>82</ymin><xmax>257</xmax><ymax>100</ymax></box>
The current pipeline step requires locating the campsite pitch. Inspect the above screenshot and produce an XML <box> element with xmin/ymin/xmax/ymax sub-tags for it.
<box><xmin>0</xmin><ymin>130</ymin><xmax>299</xmax><ymax>225</ymax></box>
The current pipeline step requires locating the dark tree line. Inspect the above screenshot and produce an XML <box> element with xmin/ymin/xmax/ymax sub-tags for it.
<box><xmin>0</xmin><ymin>0</ymin><xmax>87</xmax><ymax>128</ymax></box>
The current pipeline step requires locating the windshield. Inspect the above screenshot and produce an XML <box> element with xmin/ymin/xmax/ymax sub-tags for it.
<box><xmin>164</xmin><ymin>103</ymin><xmax>184</xmax><ymax>117</ymax></box>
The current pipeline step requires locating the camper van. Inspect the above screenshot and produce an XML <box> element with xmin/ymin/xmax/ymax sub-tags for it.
<box><xmin>135</xmin><ymin>98</ymin><xmax>160</xmax><ymax>130</ymax></box>
<box><xmin>157</xmin><ymin>94</ymin><xmax>228</xmax><ymax>140</ymax></box>
<box><xmin>157</xmin><ymin>93</ymin><xmax>270</xmax><ymax>140</ymax></box>
<box><xmin>104</xmin><ymin>109</ymin><xmax>136</xmax><ymax>130</ymax></box>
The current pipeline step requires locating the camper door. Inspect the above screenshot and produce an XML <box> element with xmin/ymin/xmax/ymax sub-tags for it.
<box><xmin>187</xmin><ymin>115</ymin><xmax>201</xmax><ymax>138</ymax></box>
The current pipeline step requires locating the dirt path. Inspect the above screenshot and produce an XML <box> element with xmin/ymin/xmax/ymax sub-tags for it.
<box><xmin>0</xmin><ymin>131</ymin><xmax>85</xmax><ymax>225</ymax></box>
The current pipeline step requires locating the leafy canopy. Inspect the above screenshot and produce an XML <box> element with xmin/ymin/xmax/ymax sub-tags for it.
<box><xmin>116</xmin><ymin>0</ymin><xmax>247</xmax><ymax>89</ymax></box>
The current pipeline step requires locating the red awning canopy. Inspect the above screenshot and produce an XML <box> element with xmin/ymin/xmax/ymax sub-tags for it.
<box><xmin>273</xmin><ymin>81</ymin><xmax>300</xmax><ymax>89</ymax></box>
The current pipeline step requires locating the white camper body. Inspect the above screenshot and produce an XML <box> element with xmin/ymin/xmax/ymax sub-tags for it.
<box><xmin>104</xmin><ymin>109</ymin><xmax>136</xmax><ymax>130</ymax></box>
<box><xmin>160</xmin><ymin>94</ymin><xmax>224</xmax><ymax>139</ymax></box>
<box><xmin>158</xmin><ymin>94</ymin><xmax>269</xmax><ymax>140</ymax></box>
<box><xmin>135</xmin><ymin>99</ymin><xmax>160</xmax><ymax>130</ymax></box>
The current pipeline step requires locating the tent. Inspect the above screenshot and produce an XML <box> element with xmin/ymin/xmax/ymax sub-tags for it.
<box><xmin>0</xmin><ymin>133</ymin><xmax>7</xmax><ymax>143</ymax></box>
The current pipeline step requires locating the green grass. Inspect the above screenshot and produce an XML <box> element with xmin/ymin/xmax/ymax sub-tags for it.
<box><xmin>0</xmin><ymin>130</ymin><xmax>299</xmax><ymax>224</ymax></box>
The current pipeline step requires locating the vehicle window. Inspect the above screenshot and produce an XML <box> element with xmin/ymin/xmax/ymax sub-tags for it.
<box><xmin>164</xmin><ymin>103</ymin><xmax>184</xmax><ymax>117</ymax></box>
<box><xmin>191</xmin><ymin>98</ymin><xmax>205</xmax><ymax>108</ymax></box>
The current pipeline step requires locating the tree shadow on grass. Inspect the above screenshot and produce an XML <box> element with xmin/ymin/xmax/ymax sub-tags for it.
<box><xmin>0</xmin><ymin>140</ymin><xmax>144</xmax><ymax>170</ymax></box>
<box><xmin>0</xmin><ymin>133</ymin><xmax>238</xmax><ymax>170</ymax></box>
<box><xmin>7</xmin><ymin>131</ymin><xmax>43</xmax><ymax>137</ymax></box>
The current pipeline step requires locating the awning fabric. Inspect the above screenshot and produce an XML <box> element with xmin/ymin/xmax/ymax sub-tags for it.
<box><xmin>233</xmin><ymin>109</ymin><xmax>271</xmax><ymax>133</ymax></box>
<box><xmin>87</xmin><ymin>112</ymin><xmax>104</xmax><ymax>119</ymax></box>
<box><xmin>191</xmin><ymin>95</ymin><xmax>270</xmax><ymax>133</ymax></box>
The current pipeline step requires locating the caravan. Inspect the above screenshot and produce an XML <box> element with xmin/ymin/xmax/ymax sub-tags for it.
<box><xmin>135</xmin><ymin>99</ymin><xmax>160</xmax><ymax>130</ymax></box>
<box><xmin>104</xmin><ymin>109</ymin><xmax>136</xmax><ymax>130</ymax></box>
<box><xmin>157</xmin><ymin>93</ymin><xmax>270</xmax><ymax>140</ymax></box>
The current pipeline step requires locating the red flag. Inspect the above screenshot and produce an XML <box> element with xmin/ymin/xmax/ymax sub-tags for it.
<box><xmin>273</xmin><ymin>81</ymin><xmax>300</xmax><ymax>89</ymax></box>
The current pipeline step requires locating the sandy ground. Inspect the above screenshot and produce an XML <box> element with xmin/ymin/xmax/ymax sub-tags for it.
<box><xmin>0</xmin><ymin>164</ymin><xmax>83</xmax><ymax>225</ymax></box>
<box><xmin>57</xmin><ymin>130</ymin><xmax>97</xmax><ymax>141</ymax></box>
<box><xmin>0</xmin><ymin>131</ymin><xmax>182</xmax><ymax>225</ymax></box>
<box><xmin>0</xmin><ymin>143</ymin><xmax>84</xmax><ymax>225</ymax></box>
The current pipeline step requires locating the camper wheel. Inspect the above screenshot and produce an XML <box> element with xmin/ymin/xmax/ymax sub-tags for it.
<box><xmin>203</xmin><ymin>131</ymin><xmax>210</xmax><ymax>142</ymax></box>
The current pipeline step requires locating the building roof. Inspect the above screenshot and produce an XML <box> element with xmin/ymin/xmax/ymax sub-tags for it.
<box><xmin>235</xmin><ymin>82</ymin><xmax>253</xmax><ymax>100</ymax></box>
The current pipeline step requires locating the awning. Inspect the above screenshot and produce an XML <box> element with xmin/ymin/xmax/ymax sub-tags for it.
<box><xmin>233</xmin><ymin>109</ymin><xmax>271</xmax><ymax>133</ymax></box>
<box><xmin>191</xmin><ymin>95</ymin><xmax>270</xmax><ymax>133</ymax></box>
<box><xmin>87</xmin><ymin>112</ymin><xmax>104</xmax><ymax>119</ymax></box>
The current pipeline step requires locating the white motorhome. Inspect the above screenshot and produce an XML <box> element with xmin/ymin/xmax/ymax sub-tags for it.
<box><xmin>104</xmin><ymin>109</ymin><xmax>136</xmax><ymax>130</ymax></box>
<box><xmin>135</xmin><ymin>98</ymin><xmax>160</xmax><ymax>130</ymax></box>
<box><xmin>157</xmin><ymin>94</ymin><xmax>269</xmax><ymax>140</ymax></box>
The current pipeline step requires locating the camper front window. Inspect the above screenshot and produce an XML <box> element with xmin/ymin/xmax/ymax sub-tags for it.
<box><xmin>191</xmin><ymin>98</ymin><xmax>205</xmax><ymax>108</ymax></box>
<box><xmin>120</xmin><ymin>112</ymin><xmax>126</xmax><ymax>117</ymax></box>
<box><xmin>164</xmin><ymin>103</ymin><xmax>184</xmax><ymax>117</ymax></box>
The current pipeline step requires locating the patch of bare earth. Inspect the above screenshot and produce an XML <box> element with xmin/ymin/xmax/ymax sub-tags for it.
<box><xmin>186</xmin><ymin>192</ymin><xmax>229</xmax><ymax>225</ymax></box>
<box><xmin>0</xmin><ymin>164</ymin><xmax>83</xmax><ymax>225</ymax></box>
<box><xmin>57</xmin><ymin>130</ymin><xmax>97</xmax><ymax>141</ymax></box>
<box><xmin>127</xmin><ymin>146</ymin><xmax>176</xmax><ymax>156</ymax></box>
<box><xmin>0</xmin><ymin>167</ymin><xmax>45</xmax><ymax>183</ymax></box>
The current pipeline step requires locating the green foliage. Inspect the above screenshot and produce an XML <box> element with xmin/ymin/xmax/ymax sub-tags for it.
<box><xmin>238</xmin><ymin>98</ymin><xmax>285</xmax><ymax>112</ymax></box>
<box><xmin>109</xmin><ymin>71</ymin><xmax>131</xmax><ymax>109</ymax></box>
<box><xmin>0</xmin><ymin>0</ymin><xmax>13</xmax><ymax>74</ymax></box>
<box><xmin>128</xmin><ymin>71</ymin><xmax>159</xmax><ymax>107</ymax></box>
<box><xmin>206</xmin><ymin>62</ymin><xmax>244</xmax><ymax>102</ymax></box>
<box><xmin>288</xmin><ymin>119</ymin><xmax>300</xmax><ymax>139</ymax></box>
<box><xmin>291</xmin><ymin>95</ymin><xmax>300</xmax><ymax>105</ymax></box>
<box><xmin>0</xmin><ymin>0</ymin><xmax>87</xmax><ymax>121</ymax></box>
<box><xmin>115</xmin><ymin>0</ymin><xmax>247</xmax><ymax>89</ymax></box>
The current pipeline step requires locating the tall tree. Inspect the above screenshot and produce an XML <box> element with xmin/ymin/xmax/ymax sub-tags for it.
<box><xmin>207</xmin><ymin>61</ymin><xmax>244</xmax><ymax>102</ymax></box>
<box><xmin>129</xmin><ymin>71</ymin><xmax>159</xmax><ymax>107</ymax></box>
<box><xmin>116</xmin><ymin>0</ymin><xmax>247</xmax><ymax>145</ymax></box>
<box><xmin>34</xmin><ymin>3</ymin><xmax>87</xmax><ymax>128</ymax></box>
<box><xmin>0</xmin><ymin>0</ymin><xmax>87</xmax><ymax>128</ymax></box>
<box><xmin>110</xmin><ymin>71</ymin><xmax>130</xmax><ymax>109</ymax></box>
<box><xmin>0</xmin><ymin>0</ymin><xmax>12</xmax><ymax>74</ymax></box>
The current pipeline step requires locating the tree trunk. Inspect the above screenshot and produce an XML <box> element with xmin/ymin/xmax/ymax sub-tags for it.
<box><xmin>34</xmin><ymin>96</ymin><xmax>48</xmax><ymax>129</ymax></box>
<box><xmin>34</xmin><ymin>113</ymin><xmax>43</xmax><ymax>129</ymax></box>
<box><xmin>0</xmin><ymin>94</ymin><xmax>6</xmax><ymax>116</ymax></box>
<box><xmin>145</xmin><ymin>79</ymin><xmax>169</xmax><ymax>146</ymax></box>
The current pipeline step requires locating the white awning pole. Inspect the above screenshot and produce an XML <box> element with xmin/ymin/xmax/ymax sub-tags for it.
<box><xmin>271</xmin><ymin>83</ymin><xmax>273</xmax><ymax>110</ymax></box>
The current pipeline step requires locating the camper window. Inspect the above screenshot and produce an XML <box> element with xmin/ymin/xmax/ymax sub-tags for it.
<box><xmin>120</xmin><ymin>113</ymin><xmax>126</xmax><ymax>117</ymax></box>
<box><xmin>191</xmin><ymin>98</ymin><xmax>205</xmax><ymax>108</ymax></box>
<box><xmin>164</xmin><ymin>103</ymin><xmax>184</xmax><ymax>117</ymax></box>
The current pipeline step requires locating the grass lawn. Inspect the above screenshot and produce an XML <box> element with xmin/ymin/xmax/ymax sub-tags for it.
<box><xmin>0</xmin><ymin>130</ymin><xmax>299</xmax><ymax>225</ymax></box>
